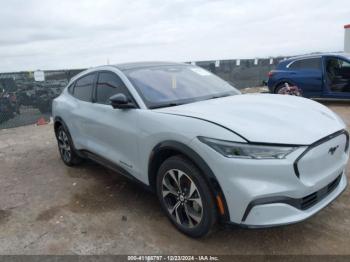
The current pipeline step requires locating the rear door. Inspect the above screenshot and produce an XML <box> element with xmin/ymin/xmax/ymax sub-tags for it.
<box><xmin>68</xmin><ymin>73</ymin><xmax>97</xmax><ymax>150</ymax></box>
<box><xmin>86</xmin><ymin>71</ymin><xmax>141</xmax><ymax>178</ymax></box>
<box><xmin>288</xmin><ymin>57</ymin><xmax>323</xmax><ymax>97</ymax></box>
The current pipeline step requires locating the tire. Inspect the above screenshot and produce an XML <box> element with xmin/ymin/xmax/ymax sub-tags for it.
<box><xmin>275</xmin><ymin>82</ymin><xmax>302</xmax><ymax>96</ymax></box>
<box><xmin>274</xmin><ymin>82</ymin><xmax>291</xmax><ymax>94</ymax></box>
<box><xmin>56</xmin><ymin>125</ymin><xmax>82</xmax><ymax>166</ymax></box>
<box><xmin>156</xmin><ymin>155</ymin><xmax>217</xmax><ymax>238</ymax></box>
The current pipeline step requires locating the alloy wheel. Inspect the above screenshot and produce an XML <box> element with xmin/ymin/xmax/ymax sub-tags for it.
<box><xmin>161</xmin><ymin>169</ymin><xmax>203</xmax><ymax>228</ymax></box>
<box><xmin>57</xmin><ymin>130</ymin><xmax>71</xmax><ymax>163</ymax></box>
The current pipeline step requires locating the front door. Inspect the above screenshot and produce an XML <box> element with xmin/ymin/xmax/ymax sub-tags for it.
<box><xmin>87</xmin><ymin>71</ymin><xmax>141</xmax><ymax>179</ymax></box>
<box><xmin>323</xmin><ymin>56</ymin><xmax>350</xmax><ymax>98</ymax></box>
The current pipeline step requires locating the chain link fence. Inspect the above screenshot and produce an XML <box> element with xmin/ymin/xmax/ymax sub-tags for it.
<box><xmin>0</xmin><ymin>57</ymin><xmax>288</xmax><ymax>130</ymax></box>
<box><xmin>195</xmin><ymin>57</ymin><xmax>288</xmax><ymax>88</ymax></box>
<box><xmin>0</xmin><ymin>69</ymin><xmax>83</xmax><ymax>129</ymax></box>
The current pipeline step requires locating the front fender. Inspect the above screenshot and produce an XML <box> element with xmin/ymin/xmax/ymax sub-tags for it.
<box><xmin>148</xmin><ymin>140</ymin><xmax>230</xmax><ymax>222</ymax></box>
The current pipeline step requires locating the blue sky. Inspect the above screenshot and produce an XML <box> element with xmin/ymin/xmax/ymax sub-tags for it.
<box><xmin>0</xmin><ymin>0</ymin><xmax>349</xmax><ymax>71</ymax></box>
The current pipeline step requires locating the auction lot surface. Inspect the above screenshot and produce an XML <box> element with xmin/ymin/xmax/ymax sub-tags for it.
<box><xmin>0</xmin><ymin>101</ymin><xmax>349</xmax><ymax>255</ymax></box>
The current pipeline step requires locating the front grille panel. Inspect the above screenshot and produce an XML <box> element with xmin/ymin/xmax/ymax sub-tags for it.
<box><xmin>241</xmin><ymin>174</ymin><xmax>343</xmax><ymax>222</ymax></box>
<box><xmin>327</xmin><ymin>175</ymin><xmax>341</xmax><ymax>193</ymax></box>
<box><xmin>294</xmin><ymin>130</ymin><xmax>348</xmax><ymax>185</ymax></box>
<box><xmin>300</xmin><ymin>175</ymin><xmax>342</xmax><ymax>210</ymax></box>
<box><xmin>301</xmin><ymin>193</ymin><xmax>318</xmax><ymax>210</ymax></box>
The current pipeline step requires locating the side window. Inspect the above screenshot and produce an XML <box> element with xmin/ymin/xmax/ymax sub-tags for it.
<box><xmin>290</xmin><ymin>58</ymin><xmax>321</xmax><ymax>70</ymax></box>
<box><xmin>96</xmin><ymin>72</ymin><xmax>130</xmax><ymax>104</ymax></box>
<box><xmin>340</xmin><ymin>59</ymin><xmax>350</xmax><ymax>69</ymax></box>
<box><xmin>74</xmin><ymin>74</ymin><xmax>95</xmax><ymax>102</ymax></box>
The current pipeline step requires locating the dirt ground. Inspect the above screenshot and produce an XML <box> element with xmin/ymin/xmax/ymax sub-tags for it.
<box><xmin>0</xmin><ymin>100</ymin><xmax>349</xmax><ymax>255</ymax></box>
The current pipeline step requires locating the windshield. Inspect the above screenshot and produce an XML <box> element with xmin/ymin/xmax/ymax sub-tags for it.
<box><xmin>123</xmin><ymin>65</ymin><xmax>240</xmax><ymax>108</ymax></box>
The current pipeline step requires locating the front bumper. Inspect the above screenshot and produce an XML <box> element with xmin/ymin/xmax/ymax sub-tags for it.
<box><xmin>241</xmin><ymin>173</ymin><xmax>347</xmax><ymax>227</ymax></box>
<box><xmin>190</xmin><ymin>130</ymin><xmax>349</xmax><ymax>227</ymax></box>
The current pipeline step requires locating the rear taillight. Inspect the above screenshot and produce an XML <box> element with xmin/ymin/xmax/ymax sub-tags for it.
<box><xmin>268</xmin><ymin>71</ymin><xmax>274</xmax><ymax>77</ymax></box>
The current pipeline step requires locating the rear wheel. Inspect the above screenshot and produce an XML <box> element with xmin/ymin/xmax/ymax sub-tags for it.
<box><xmin>275</xmin><ymin>82</ymin><xmax>302</xmax><ymax>96</ymax></box>
<box><xmin>56</xmin><ymin>125</ymin><xmax>82</xmax><ymax>166</ymax></box>
<box><xmin>156</xmin><ymin>155</ymin><xmax>217</xmax><ymax>237</ymax></box>
<box><xmin>275</xmin><ymin>82</ymin><xmax>291</xmax><ymax>94</ymax></box>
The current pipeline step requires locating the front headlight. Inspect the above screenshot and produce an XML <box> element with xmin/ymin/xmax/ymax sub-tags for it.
<box><xmin>198</xmin><ymin>137</ymin><xmax>298</xmax><ymax>159</ymax></box>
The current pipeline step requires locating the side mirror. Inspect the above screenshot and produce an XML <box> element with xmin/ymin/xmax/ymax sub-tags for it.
<box><xmin>109</xmin><ymin>93</ymin><xmax>136</xmax><ymax>109</ymax></box>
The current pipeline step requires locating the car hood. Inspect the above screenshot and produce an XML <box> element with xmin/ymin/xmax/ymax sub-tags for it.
<box><xmin>154</xmin><ymin>94</ymin><xmax>346</xmax><ymax>145</ymax></box>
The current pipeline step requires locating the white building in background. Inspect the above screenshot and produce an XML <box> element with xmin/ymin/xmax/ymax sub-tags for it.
<box><xmin>345</xmin><ymin>24</ymin><xmax>350</xmax><ymax>53</ymax></box>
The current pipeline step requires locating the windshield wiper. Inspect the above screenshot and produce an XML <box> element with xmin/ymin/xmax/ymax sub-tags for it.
<box><xmin>150</xmin><ymin>93</ymin><xmax>234</xmax><ymax>109</ymax></box>
<box><xmin>150</xmin><ymin>102</ymin><xmax>184</xmax><ymax>109</ymax></box>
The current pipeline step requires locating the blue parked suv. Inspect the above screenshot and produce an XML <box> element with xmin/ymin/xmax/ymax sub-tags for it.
<box><xmin>268</xmin><ymin>53</ymin><xmax>350</xmax><ymax>99</ymax></box>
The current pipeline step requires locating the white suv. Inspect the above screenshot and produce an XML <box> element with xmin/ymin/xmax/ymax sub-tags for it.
<box><xmin>53</xmin><ymin>62</ymin><xmax>349</xmax><ymax>237</ymax></box>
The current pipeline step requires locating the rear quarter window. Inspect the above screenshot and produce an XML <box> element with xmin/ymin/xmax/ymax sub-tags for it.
<box><xmin>289</xmin><ymin>58</ymin><xmax>321</xmax><ymax>70</ymax></box>
<box><xmin>67</xmin><ymin>82</ymin><xmax>75</xmax><ymax>94</ymax></box>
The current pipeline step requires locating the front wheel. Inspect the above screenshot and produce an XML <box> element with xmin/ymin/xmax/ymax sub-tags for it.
<box><xmin>156</xmin><ymin>156</ymin><xmax>217</xmax><ymax>238</ymax></box>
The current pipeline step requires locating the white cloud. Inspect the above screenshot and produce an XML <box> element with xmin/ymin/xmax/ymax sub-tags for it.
<box><xmin>0</xmin><ymin>0</ymin><xmax>349</xmax><ymax>71</ymax></box>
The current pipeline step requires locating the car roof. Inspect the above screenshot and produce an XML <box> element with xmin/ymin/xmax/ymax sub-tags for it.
<box><xmin>68</xmin><ymin>61</ymin><xmax>191</xmax><ymax>85</ymax></box>
<box><xmin>112</xmin><ymin>61</ymin><xmax>188</xmax><ymax>71</ymax></box>
<box><xmin>283</xmin><ymin>52</ymin><xmax>350</xmax><ymax>63</ymax></box>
